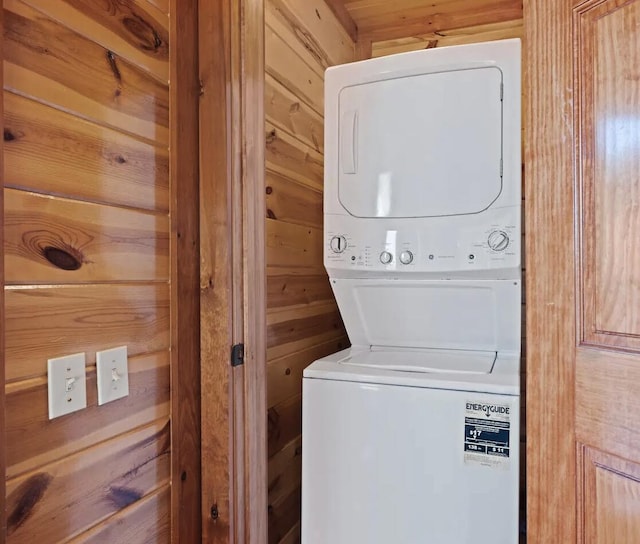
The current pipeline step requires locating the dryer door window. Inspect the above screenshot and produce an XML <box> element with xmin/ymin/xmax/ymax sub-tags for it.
<box><xmin>337</xmin><ymin>66</ymin><xmax>503</xmax><ymax>218</ymax></box>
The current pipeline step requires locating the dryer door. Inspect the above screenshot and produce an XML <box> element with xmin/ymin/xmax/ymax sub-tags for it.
<box><xmin>338</xmin><ymin>66</ymin><xmax>503</xmax><ymax>218</ymax></box>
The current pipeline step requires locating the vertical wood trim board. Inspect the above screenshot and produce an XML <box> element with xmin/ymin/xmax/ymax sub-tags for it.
<box><xmin>199</xmin><ymin>0</ymin><xmax>268</xmax><ymax>541</ymax></box>
<box><xmin>170</xmin><ymin>0</ymin><xmax>201</xmax><ymax>541</ymax></box>
<box><xmin>199</xmin><ymin>0</ymin><xmax>233</xmax><ymax>541</ymax></box>
<box><xmin>239</xmin><ymin>0</ymin><xmax>269</xmax><ymax>542</ymax></box>
<box><xmin>524</xmin><ymin>0</ymin><xmax>577</xmax><ymax>542</ymax></box>
<box><xmin>0</xmin><ymin>6</ymin><xmax>5</xmax><ymax>540</ymax></box>
<box><xmin>265</xmin><ymin>1</ymin><xmax>354</xmax><ymax>542</ymax></box>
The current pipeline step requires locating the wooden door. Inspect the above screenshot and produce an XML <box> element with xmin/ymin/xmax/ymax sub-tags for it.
<box><xmin>526</xmin><ymin>0</ymin><xmax>640</xmax><ymax>542</ymax></box>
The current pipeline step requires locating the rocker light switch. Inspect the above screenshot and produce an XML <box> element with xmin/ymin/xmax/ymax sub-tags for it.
<box><xmin>96</xmin><ymin>346</ymin><xmax>129</xmax><ymax>405</ymax></box>
<box><xmin>47</xmin><ymin>353</ymin><xmax>87</xmax><ymax>419</ymax></box>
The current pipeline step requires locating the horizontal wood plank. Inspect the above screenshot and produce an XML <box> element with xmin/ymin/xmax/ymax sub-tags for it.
<box><xmin>266</xmin><ymin>273</ymin><xmax>333</xmax><ymax>309</ymax></box>
<box><xmin>68</xmin><ymin>485</ymin><xmax>170</xmax><ymax>543</ymax></box>
<box><xmin>4</xmin><ymin>189</ymin><xmax>169</xmax><ymax>284</ymax></box>
<box><xmin>4</xmin><ymin>0</ymin><xmax>170</xmax><ymax>144</ymax></box>
<box><xmin>267</xmin><ymin>326</ymin><xmax>347</xmax><ymax>362</ymax></box>
<box><xmin>279</xmin><ymin>521</ymin><xmax>301</xmax><ymax>544</ymax></box>
<box><xmin>267</xmin><ymin>307</ymin><xmax>343</xmax><ymax>348</ymax></box>
<box><xmin>265</xmin><ymin>24</ymin><xmax>324</xmax><ymax>115</ymax></box>
<box><xmin>6</xmin><ymin>419</ymin><xmax>170</xmax><ymax>542</ymax></box>
<box><xmin>268</xmin><ymin>435</ymin><xmax>302</xmax><ymax>488</ymax></box>
<box><xmin>5</xmin><ymin>284</ymin><xmax>170</xmax><ymax>382</ymax></box>
<box><xmin>266</xmin><ymin>219</ymin><xmax>323</xmax><ymax>270</ymax></box>
<box><xmin>266</xmin><ymin>171</ymin><xmax>322</xmax><ymax>229</ymax></box>
<box><xmin>323</xmin><ymin>0</ymin><xmax>358</xmax><ymax>42</ymax></box>
<box><xmin>265</xmin><ymin>74</ymin><xmax>323</xmax><ymax>153</ymax></box>
<box><xmin>144</xmin><ymin>0</ymin><xmax>169</xmax><ymax>15</ymax></box>
<box><xmin>348</xmin><ymin>0</ymin><xmax>522</xmax><ymax>42</ymax></box>
<box><xmin>268</xmin><ymin>449</ymin><xmax>301</xmax><ymax>507</ymax></box>
<box><xmin>20</xmin><ymin>0</ymin><xmax>170</xmax><ymax>82</ymax></box>
<box><xmin>268</xmin><ymin>485</ymin><xmax>301</xmax><ymax>544</ymax></box>
<box><xmin>372</xmin><ymin>19</ymin><xmax>523</xmax><ymax>57</ymax></box>
<box><xmin>6</xmin><ymin>351</ymin><xmax>169</xmax><ymax>478</ymax></box>
<box><xmin>266</xmin><ymin>0</ymin><xmax>354</xmax><ymax>73</ymax></box>
<box><xmin>268</xmin><ymin>394</ymin><xmax>302</xmax><ymax>459</ymax></box>
<box><xmin>266</xmin><ymin>123</ymin><xmax>323</xmax><ymax>192</ymax></box>
<box><xmin>267</xmin><ymin>336</ymin><xmax>348</xmax><ymax>408</ymax></box>
<box><xmin>4</xmin><ymin>91</ymin><xmax>170</xmax><ymax>211</ymax></box>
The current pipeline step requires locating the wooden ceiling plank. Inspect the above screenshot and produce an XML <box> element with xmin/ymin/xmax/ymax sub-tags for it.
<box><xmin>347</xmin><ymin>0</ymin><xmax>522</xmax><ymax>42</ymax></box>
<box><xmin>323</xmin><ymin>0</ymin><xmax>358</xmax><ymax>42</ymax></box>
<box><xmin>356</xmin><ymin>0</ymin><xmax>522</xmax><ymax>43</ymax></box>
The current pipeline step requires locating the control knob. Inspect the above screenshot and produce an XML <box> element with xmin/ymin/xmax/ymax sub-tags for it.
<box><xmin>399</xmin><ymin>250</ymin><xmax>414</xmax><ymax>265</ymax></box>
<box><xmin>380</xmin><ymin>251</ymin><xmax>393</xmax><ymax>265</ymax></box>
<box><xmin>487</xmin><ymin>230</ymin><xmax>510</xmax><ymax>252</ymax></box>
<box><xmin>330</xmin><ymin>235</ymin><xmax>347</xmax><ymax>253</ymax></box>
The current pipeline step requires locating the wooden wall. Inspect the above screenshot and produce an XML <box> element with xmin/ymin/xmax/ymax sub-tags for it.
<box><xmin>3</xmin><ymin>0</ymin><xmax>184</xmax><ymax>541</ymax></box>
<box><xmin>264</xmin><ymin>1</ymin><xmax>354</xmax><ymax>541</ymax></box>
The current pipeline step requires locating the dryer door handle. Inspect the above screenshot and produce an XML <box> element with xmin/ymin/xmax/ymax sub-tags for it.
<box><xmin>341</xmin><ymin>109</ymin><xmax>358</xmax><ymax>174</ymax></box>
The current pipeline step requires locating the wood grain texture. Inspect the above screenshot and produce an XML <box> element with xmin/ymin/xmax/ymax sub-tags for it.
<box><xmin>581</xmin><ymin>446</ymin><xmax>640</xmax><ymax>543</ymax></box>
<box><xmin>239</xmin><ymin>0</ymin><xmax>269</xmax><ymax>541</ymax></box>
<box><xmin>265</xmin><ymin>74</ymin><xmax>323</xmax><ymax>153</ymax></box>
<box><xmin>6</xmin><ymin>351</ymin><xmax>169</xmax><ymax>479</ymax></box>
<box><xmin>5</xmin><ymin>284</ymin><xmax>170</xmax><ymax>382</ymax></box>
<box><xmin>169</xmin><ymin>0</ymin><xmax>201</xmax><ymax>541</ymax></box>
<box><xmin>371</xmin><ymin>19</ymin><xmax>523</xmax><ymax>58</ymax></box>
<box><xmin>525</xmin><ymin>0</ymin><xmax>576</xmax><ymax>542</ymax></box>
<box><xmin>4</xmin><ymin>0</ymin><xmax>170</xmax><ymax>145</ymax></box>
<box><xmin>266</xmin><ymin>219</ymin><xmax>324</xmax><ymax>270</ymax></box>
<box><xmin>265</xmin><ymin>24</ymin><xmax>324</xmax><ymax>115</ymax></box>
<box><xmin>20</xmin><ymin>0</ymin><xmax>170</xmax><ymax>82</ymax></box>
<box><xmin>268</xmin><ymin>395</ymin><xmax>302</xmax><ymax>459</ymax></box>
<box><xmin>266</xmin><ymin>171</ymin><xmax>322</xmax><ymax>229</ymax></box>
<box><xmin>323</xmin><ymin>0</ymin><xmax>358</xmax><ymax>42</ymax></box>
<box><xmin>0</xmin><ymin>5</ymin><xmax>5</xmax><ymax>539</ymax></box>
<box><xmin>266</xmin><ymin>123</ymin><xmax>324</xmax><ymax>192</ymax></box>
<box><xmin>345</xmin><ymin>0</ymin><xmax>522</xmax><ymax>42</ymax></box>
<box><xmin>266</xmin><ymin>0</ymin><xmax>354</xmax><ymax>69</ymax></box>
<box><xmin>4</xmin><ymin>91</ymin><xmax>170</xmax><ymax>212</ymax></box>
<box><xmin>577</xmin><ymin>0</ymin><xmax>640</xmax><ymax>349</ymax></box>
<box><xmin>267</xmin><ymin>336</ymin><xmax>347</xmax><ymax>408</ymax></box>
<box><xmin>576</xmin><ymin>349</ymin><xmax>640</xmax><ymax>470</ymax></box>
<box><xmin>268</xmin><ymin>485</ymin><xmax>301</xmax><ymax>544</ymax></box>
<box><xmin>266</xmin><ymin>273</ymin><xmax>334</xmax><ymax>310</ymax></box>
<box><xmin>265</xmin><ymin>2</ymin><xmax>353</xmax><ymax>540</ymax></box>
<box><xmin>68</xmin><ymin>485</ymin><xmax>170</xmax><ymax>544</ymax></box>
<box><xmin>6</xmin><ymin>420</ymin><xmax>170</xmax><ymax>542</ymax></box>
<box><xmin>199</xmin><ymin>0</ymin><xmax>234</xmax><ymax>540</ymax></box>
<box><xmin>4</xmin><ymin>189</ymin><xmax>169</xmax><ymax>284</ymax></box>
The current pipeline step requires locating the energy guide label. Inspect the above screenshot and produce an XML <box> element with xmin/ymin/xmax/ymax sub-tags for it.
<box><xmin>464</xmin><ymin>400</ymin><xmax>511</xmax><ymax>469</ymax></box>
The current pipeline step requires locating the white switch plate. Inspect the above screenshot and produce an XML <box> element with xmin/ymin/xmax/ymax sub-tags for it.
<box><xmin>96</xmin><ymin>346</ymin><xmax>129</xmax><ymax>405</ymax></box>
<box><xmin>47</xmin><ymin>352</ymin><xmax>87</xmax><ymax>419</ymax></box>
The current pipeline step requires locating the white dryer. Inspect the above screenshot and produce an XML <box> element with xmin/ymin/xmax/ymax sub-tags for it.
<box><xmin>301</xmin><ymin>39</ymin><xmax>522</xmax><ymax>544</ymax></box>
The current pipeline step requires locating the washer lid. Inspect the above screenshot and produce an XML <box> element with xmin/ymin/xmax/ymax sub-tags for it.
<box><xmin>340</xmin><ymin>348</ymin><xmax>497</xmax><ymax>375</ymax></box>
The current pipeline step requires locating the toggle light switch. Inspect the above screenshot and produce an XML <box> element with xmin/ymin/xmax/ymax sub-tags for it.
<box><xmin>48</xmin><ymin>353</ymin><xmax>87</xmax><ymax>419</ymax></box>
<box><xmin>96</xmin><ymin>346</ymin><xmax>129</xmax><ymax>405</ymax></box>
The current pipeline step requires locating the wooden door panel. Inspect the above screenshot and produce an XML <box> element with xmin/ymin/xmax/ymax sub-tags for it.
<box><xmin>577</xmin><ymin>0</ymin><xmax>640</xmax><ymax>349</ymax></box>
<box><xmin>528</xmin><ymin>0</ymin><xmax>640</xmax><ymax>541</ymax></box>
<box><xmin>581</xmin><ymin>447</ymin><xmax>640</xmax><ymax>544</ymax></box>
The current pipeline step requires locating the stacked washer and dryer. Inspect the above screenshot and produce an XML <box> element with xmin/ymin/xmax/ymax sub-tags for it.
<box><xmin>301</xmin><ymin>39</ymin><xmax>522</xmax><ymax>543</ymax></box>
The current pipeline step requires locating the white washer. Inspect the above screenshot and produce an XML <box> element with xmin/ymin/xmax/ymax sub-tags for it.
<box><xmin>302</xmin><ymin>39</ymin><xmax>521</xmax><ymax>544</ymax></box>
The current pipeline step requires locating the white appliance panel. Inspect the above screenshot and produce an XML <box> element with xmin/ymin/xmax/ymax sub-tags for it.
<box><xmin>338</xmin><ymin>67</ymin><xmax>503</xmax><ymax>218</ymax></box>
<box><xmin>331</xmin><ymin>278</ymin><xmax>521</xmax><ymax>352</ymax></box>
<box><xmin>302</xmin><ymin>378</ymin><xmax>520</xmax><ymax>544</ymax></box>
<box><xmin>325</xmin><ymin>206</ymin><xmax>520</xmax><ymax>279</ymax></box>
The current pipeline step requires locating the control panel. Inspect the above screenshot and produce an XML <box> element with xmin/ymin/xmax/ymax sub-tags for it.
<box><xmin>325</xmin><ymin>207</ymin><xmax>520</xmax><ymax>278</ymax></box>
